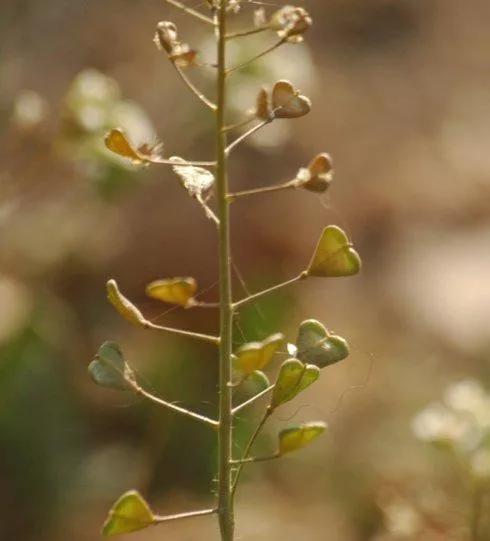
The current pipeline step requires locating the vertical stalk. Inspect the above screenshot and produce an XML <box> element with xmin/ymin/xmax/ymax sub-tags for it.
<box><xmin>471</xmin><ymin>485</ymin><xmax>483</xmax><ymax>541</ymax></box>
<box><xmin>216</xmin><ymin>2</ymin><xmax>234</xmax><ymax>540</ymax></box>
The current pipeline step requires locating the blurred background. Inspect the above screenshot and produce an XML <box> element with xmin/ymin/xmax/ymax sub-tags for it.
<box><xmin>0</xmin><ymin>0</ymin><xmax>489</xmax><ymax>539</ymax></box>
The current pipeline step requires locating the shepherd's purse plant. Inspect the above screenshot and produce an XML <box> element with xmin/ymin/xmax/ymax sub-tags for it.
<box><xmin>89</xmin><ymin>2</ymin><xmax>362</xmax><ymax>539</ymax></box>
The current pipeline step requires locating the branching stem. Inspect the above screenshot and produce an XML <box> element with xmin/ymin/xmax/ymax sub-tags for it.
<box><xmin>196</xmin><ymin>193</ymin><xmax>220</xmax><ymax>226</ymax></box>
<box><xmin>152</xmin><ymin>158</ymin><xmax>217</xmax><ymax>167</ymax></box>
<box><xmin>223</xmin><ymin>116</ymin><xmax>255</xmax><ymax>133</ymax></box>
<box><xmin>226</xmin><ymin>38</ymin><xmax>286</xmax><ymax>75</ymax></box>
<box><xmin>232</xmin><ymin>272</ymin><xmax>308</xmax><ymax>310</ymax></box>
<box><xmin>228</xmin><ymin>179</ymin><xmax>298</xmax><ymax>201</ymax></box>
<box><xmin>164</xmin><ymin>0</ymin><xmax>216</xmax><ymax>25</ymax></box>
<box><xmin>144</xmin><ymin>320</ymin><xmax>220</xmax><ymax>345</ymax></box>
<box><xmin>231</xmin><ymin>409</ymin><xmax>271</xmax><ymax>498</ymax></box>
<box><xmin>155</xmin><ymin>508</ymin><xmax>218</xmax><ymax>523</ymax></box>
<box><xmin>225</xmin><ymin>120</ymin><xmax>271</xmax><ymax>155</ymax></box>
<box><xmin>173</xmin><ymin>64</ymin><xmax>217</xmax><ymax>111</ymax></box>
<box><xmin>225</xmin><ymin>26</ymin><xmax>270</xmax><ymax>40</ymax></box>
<box><xmin>131</xmin><ymin>383</ymin><xmax>219</xmax><ymax>428</ymax></box>
<box><xmin>232</xmin><ymin>384</ymin><xmax>275</xmax><ymax>415</ymax></box>
<box><xmin>231</xmin><ymin>453</ymin><xmax>280</xmax><ymax>464</ymax></box>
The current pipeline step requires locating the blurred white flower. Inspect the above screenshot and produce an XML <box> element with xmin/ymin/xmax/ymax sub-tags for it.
<box><xmin>444</xmin><ymin>379</ymin><xmax>490</xmax><ymax>432</ymax></box>
<box><xmin>471</xmin><ymin>447</ymin><xmax>490</xmax><ymax>480</ymax></box>
<box><xmin>383</xmin><ymin>501</ymin><xmax>422</xmax><ymax>538</ymax></box>
<box><xmin>12</xmin><ymin>90</ymin><xmax>49</xmax><ymax>129</ymax></box>
<box><xmin>411</xmin><ymin>402</ymin><xmax>470</xmax><ymax>445</ymax></box>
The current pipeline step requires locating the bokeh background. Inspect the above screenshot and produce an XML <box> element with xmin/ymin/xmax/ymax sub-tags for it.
<box><xmin>1</xmin><ymin>1</ymin><xmax>489</xmax><ymax>540</ymax></box>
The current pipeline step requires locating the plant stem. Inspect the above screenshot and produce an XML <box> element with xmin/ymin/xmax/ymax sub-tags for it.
<box><xmin>232</xmin><ymin>272</ymin><xmax>308</xmax><ymax>310</ymax></box>
<box><xmin>132</xmin><ymin>383</ymin><xmax>219</xmax><ymax>428</ymax></box>
<box><xmin>231</xmin><ymin>453</ymin><xmax>280</xmax><ymax>464</ymax></box>
<box><xmin>226</xmin><ymin>26</ymin><xmax>270</xmax><ymax>40</ymax></box>
<box><xmin>144</xmin><ymin>320</ymin><xmax>220</xmax><ymax>345</ymax></box>
<box><xmin>232</xmin><ymin>384</ymin><xmax>275</xmax><ymax>415</ymax></box>
<box><xmin>225</xmin><ymin>120</ymin><xmax>271</xmax><ymax>155</ymax></box>
<box><xmin>173</xmin><ymin>64</ymin><xmax>217</xmax><ymax>111</ymax></box>
<box><xmin>471</xmin><ymin>485</ymin><xmax>483</xmax><ymax>541</ymax></box>
<box><xmin>228</xmin><ymin>180</ymin><xmax>297</xmax><ymax>201</ymax></box>
<box><xmin>164</xmin><ymin>0</ymin><xmax>216</xmax><ymax>25</ymax></box>
<box><xmin>155</xmin><ymin>508</ymin><xmax>218</xmax><ymax>524</ymax></box>
<box><xmin>231</xmin><ymin>409</ymin><xmax>271</xmax><ymax>498</ymax></box>
<box><xmin>216</xmin><ymin>3</ymin><xmax>234</xmax><ymax>540</ymax></box>
<box><xmin>226</xmin><ymin>38</ymin><xmax>286</xmax><ymax>75</ymax></box>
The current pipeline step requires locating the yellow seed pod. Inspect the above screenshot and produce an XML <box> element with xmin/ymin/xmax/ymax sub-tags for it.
<box><xmin>145</xmin><ymin>277</ymin><xmax>197</xmax><ymax>308</ymax></box>
<box><xmin>106</xmin><ymin>279</ymin><xmax>147</xmax><ymax>326</ymax></box>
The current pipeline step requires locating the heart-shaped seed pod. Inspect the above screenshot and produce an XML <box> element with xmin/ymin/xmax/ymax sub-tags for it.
<box><xmin>272</xmin><ymin>80</ymin><xmax>311</xmax><ymax>119</ymax></box>
<box><xmin>296</xmin><ymin>319</ymin><xmax>350</xmax><ymax>368</ymax></box>
<box><xmin>307</xmin><ymin>225</ymin><xmax>361</xmax><ymax>277</ymax></box>
<box><xmin>295</xmin><ymin>153</ymin><xmax>333</xmax><ymax>193</ymax></box>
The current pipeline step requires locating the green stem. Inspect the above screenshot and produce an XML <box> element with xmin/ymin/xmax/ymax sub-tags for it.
<box><xmin>228</xmin><ymin>179</ymin><xmax>298</xmax><ymax>201</ymax></box>
<box><xmin>232</xmin><ymin>272</ymin><xmax>308</xmax><ymax>310</ymax></box>
<box><xmin>226</xmin><ymin>39</ymin><xmax>286</xmax><ymax>75</ymax></box>
<box><xmin>231</xmin><ymin>409</ymin><xmax>271</xmax><ymax>499</ymax></box>
<box><xmin>225</xmin><ymin>25</ymin><xmax>270</xmax><ymax>40</ymax></box>
<box><xmin>155</xmin><ymin>508</ymin><xmax>217</xmax><ymax>524</ymax></box>
<box><xmin>471</xmin><ymin>485</ymin><xmax>483</xmax><ymax>541</ymax></box>
<box><xmin>216</xmin><ymin>4</ymin><xmax>234</xmax><ymax>541</ymax></box>
<box><xmin>132</xmin><ymin>383</ymin><xmax>219</xmax><ymax>428</ymax></box>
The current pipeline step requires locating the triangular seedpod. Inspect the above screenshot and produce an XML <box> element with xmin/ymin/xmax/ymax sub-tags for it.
<box><xmin>235</xmin><ymin>333</ymin><xmax>285</xmax><ymax>375</ymax></box>
<box><xmin>146</xmin><ymin>277</ymin><xmax>197</xmax><ymax>308</ymax></box>
<box><xmin>271</xmin><ymin>358</ymin><xmax>320</xmax><ymax>409</ymax></box>
<box><xmin>278</xmin><ymin>422</ymin><xmax>326</xmax><ymax>455</ymax></box>
<box><xmin>294</xmin><ymin>153</ymin><xmax>333</xmax><ymax>193</ymax></box>
<box><xmin>88</xmin><ymin>342</ymin><xmax>133</xmax><ymax>391</ymax></box>
<box><xmin>102</xmin><ymin>490</ymin><xmax>155</xmax><ymax>536</ymax></box>
<box><xmin>104</xmin><ymin>128</ymin><xmax>164</xmax><ymax>165</ymax></box>
<box><xmin>296</xmin><ymin>319</ymin><xmax>349</xmax><ymax>368</ymax></box>
<box><xmin>271</xmin><ymin>80</ymin><xmax>311</xmax><ymax>119</ymax></box>
<box><xmin>307</xmin><ymin>225</ymin><xmax>361</xmax><ymax>277</ymax></box>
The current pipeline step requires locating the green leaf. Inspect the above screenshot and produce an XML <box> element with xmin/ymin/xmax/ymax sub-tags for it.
<box><xmin>102</xmin><ymin>490</ymin><xmax>155</xmax><ymax>536</ymax></box>
<box><xmin>235</xmin><ymin>333</ymin><xmax>285</xmax><ymax>375</ymax></box>
<box><xmin>146</xmin><ymin>277</ymin><xmax>197</xmax><ymax>307</ymax></box>
<box><xmin>296</xmin><ymin>319</ymin><xmax>349</xmax><ymax>368</ymax></box>
<box><xmin>307</xmin><ymin>225</ymin><xmax>361</xmax><ymax>277</ymax></box>
<box><xmin>88</xmin><ymin>342</ymin><xmax>132</xmax><ymax>391</ymax></box>
<box><xmin>278</xmin><ymin>422</ymin><xmax>327</xmax><ymax>455</ymax></box>
<box><xmin>106</xmin><ymin>279</ymin><xmax>147</xmax><ymax>327</ymax></box>
<box><xmin>271</xmin><ymin>358</ymin><xmax>320</xmax><ymax>409</ymax></box>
